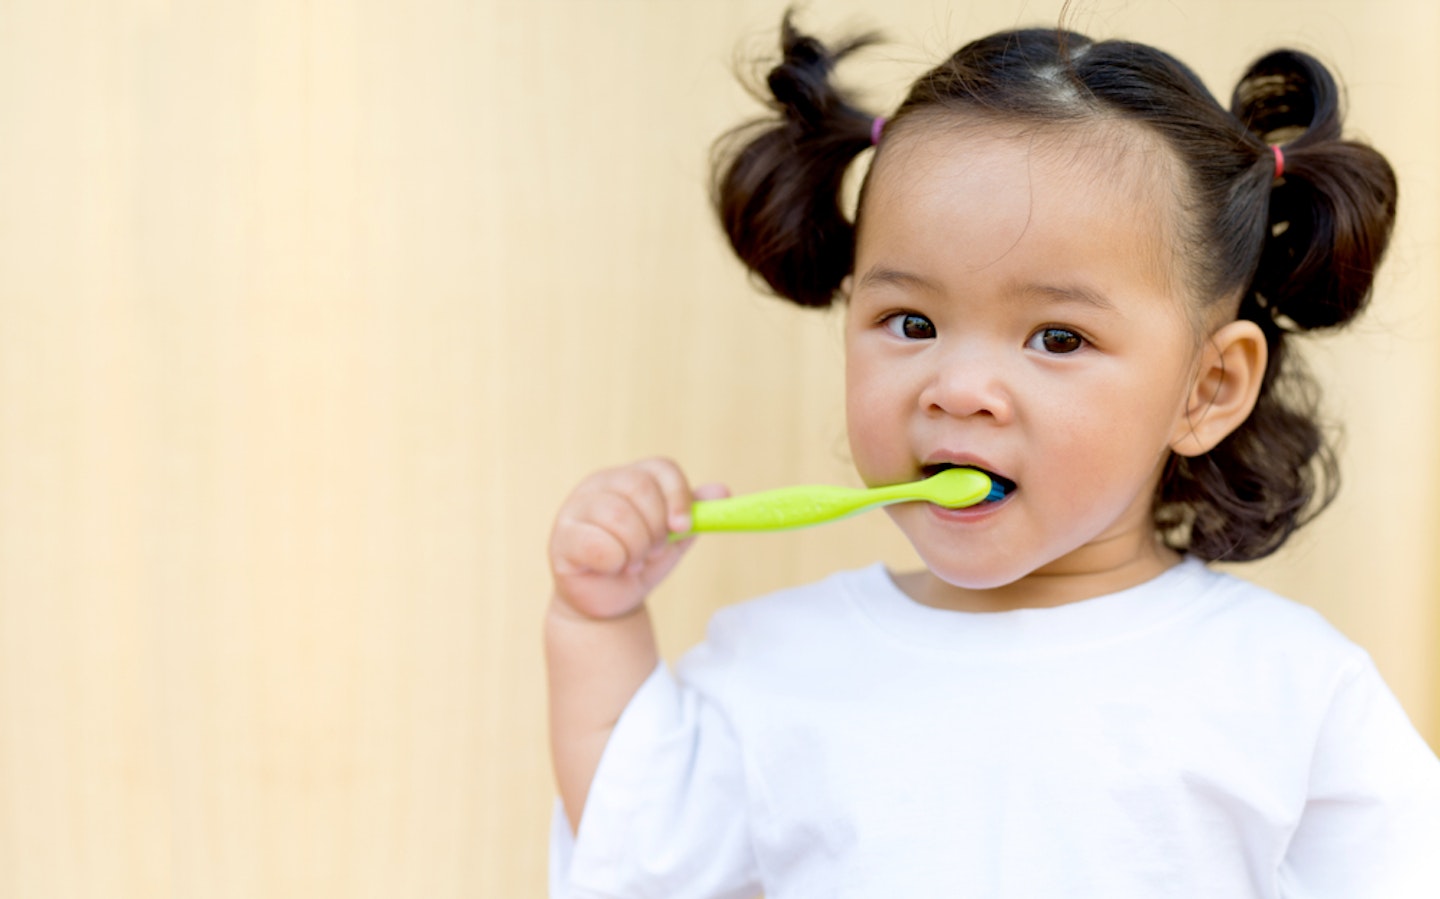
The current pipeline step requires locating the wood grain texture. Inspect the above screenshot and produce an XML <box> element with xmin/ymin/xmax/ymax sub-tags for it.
<box><xmin>0</xmin><ymin>1</ymin><xmax>1434</xmax><ymax>895</ymax></box>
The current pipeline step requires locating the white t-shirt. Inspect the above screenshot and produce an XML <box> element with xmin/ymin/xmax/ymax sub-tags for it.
<box><xmin>550</xmin><ymin>559</ymin><xmax>1440</xmax><ymax>898</ymax></box>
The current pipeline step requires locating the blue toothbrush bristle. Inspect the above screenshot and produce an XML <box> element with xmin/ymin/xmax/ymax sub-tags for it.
<box><xmin>985</xmin><ymin>481</ymin><xmax>1008</xmax><ymax>502</ymax></box>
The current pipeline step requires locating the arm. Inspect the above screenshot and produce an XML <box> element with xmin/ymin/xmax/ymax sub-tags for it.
<box><xmin>544</xmin><ymin>457</ymin><xmax>725</xmax><ymax>832</ymax></box>
<box><xmin>1280</xmin><ymin>658</ymin><xmax>1440</xmax><ymax>897</ymax></box>
<box><xmin>545</xmin><ymin>601</ymin><xmax>659</xmax><ymax>834</ymax></box>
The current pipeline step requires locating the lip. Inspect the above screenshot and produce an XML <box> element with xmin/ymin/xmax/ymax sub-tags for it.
<box><xmin>919</xmin><ymin>452</ymin><xmax>1014</xmax><ymax>485</ymax></box>
<box><xmin>921</xmin><ymin>450</ymin><xmax>1003</xmax><ymax>472</ymax></box>
<box><xmin>925</xmin><ymin>488</ymin><xmax>1014</xmax><ymax>523</ymax></box>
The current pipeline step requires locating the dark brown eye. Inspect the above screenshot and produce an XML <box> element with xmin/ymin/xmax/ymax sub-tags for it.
<box><xmin>1030</xmin><ymin>327</ymin><xmax>1084</xmax><ymax>354</ymax></box>
<box><xmin>885</xmin><ymin>313</ymin><xmax>936</xmax><ymax>340</ymax></box>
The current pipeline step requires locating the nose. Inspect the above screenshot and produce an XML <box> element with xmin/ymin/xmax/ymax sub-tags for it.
<box><xmin>916</xmin><ymin>344</ymin><xmax>1015</xmax><ymax>423</ymax></box>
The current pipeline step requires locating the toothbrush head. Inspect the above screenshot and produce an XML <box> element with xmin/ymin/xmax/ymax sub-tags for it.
<box><xmin>919</xmin><ymin>467</ymin><xmax>995</xmax><ymax>508</ymax></box>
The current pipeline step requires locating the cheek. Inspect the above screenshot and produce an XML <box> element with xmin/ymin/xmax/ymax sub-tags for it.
<box><xmin>1033</xmin><ymin>377</ymin><xmax>1187</xmax><ymax>495</ymax></box>
<box><xmin>845</xmin><ymin>340</ymin><xmax>885</xmax><ymax>411</ymax></box>
<box><xmin>844</xmin><ymin>380</ymin><xmax>887</xmax><ymax>458</ymax></box>
<box><xmin>844</xmin><ymin>352</ymin><xmax>908</xmax><ymax>475</ymax></box>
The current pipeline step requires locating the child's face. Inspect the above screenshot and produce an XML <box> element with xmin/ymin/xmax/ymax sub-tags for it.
<box><xmin>845</xmin><ymin>121</ymin><xmax>1206</xmax><ymax>606</ymax></box>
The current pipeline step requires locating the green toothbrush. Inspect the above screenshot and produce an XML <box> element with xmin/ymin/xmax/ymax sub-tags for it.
<box><xmin>678</xmin><ymin>467</ymin><xmax>998</xmax><ymax>537</ymax></box>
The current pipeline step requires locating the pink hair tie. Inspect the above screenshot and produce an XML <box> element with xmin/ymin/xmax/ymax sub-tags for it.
<box><xmin>1272</xmin><ymin>144</ymin><xmax>1285</xmax><ymax>179</ymax></box>
<box><xmin>871</xmin><ymin>116</ymin><xmax>886</xmax><ymax>146</ymax></box>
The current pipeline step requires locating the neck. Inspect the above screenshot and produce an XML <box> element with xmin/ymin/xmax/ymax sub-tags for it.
<box><xmin>897</xmin><ymin>537</ymin><xmax>1183</xmax><ymax>613</ymax></box>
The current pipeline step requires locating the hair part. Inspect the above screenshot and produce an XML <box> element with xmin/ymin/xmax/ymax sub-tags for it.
<box><xmin>712</xmin><ymin>13</ymin><xmax>1398</xmax><ymax>562</ymax></box>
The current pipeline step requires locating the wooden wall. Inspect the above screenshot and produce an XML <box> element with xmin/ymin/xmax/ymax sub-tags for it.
<box><xmin>0</xmin><ymin>1</ymin><xmax>1434</xmax><ymax>895</ymax></box>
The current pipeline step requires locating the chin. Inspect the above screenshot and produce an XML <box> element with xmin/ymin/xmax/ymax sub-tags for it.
<box><xmin>913</xmin><ymin>548</ymin><xmax>1035</xmax><ymax>592</ymax></box>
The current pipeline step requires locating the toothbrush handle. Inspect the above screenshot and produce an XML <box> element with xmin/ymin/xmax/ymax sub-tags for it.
<box><xmin>688</xmin><ymin>484</ymin><xmax>881</xmax><ymax>534</ymax></box>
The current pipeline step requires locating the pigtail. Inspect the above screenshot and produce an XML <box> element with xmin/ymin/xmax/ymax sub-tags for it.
<box><xmin>712</xmin><ymin>13</ymin><xmax>880</xmax><ymax>308</ymax></box>
<box><xmin>1157</xmin><ymin>50</ymin><xmax>1398</xmax><ymax>562</ymax></box>
<box><xmin>1234</xmin><ymin>50</ymin><xmax>1397</xmax><ymax>333</ymax></box>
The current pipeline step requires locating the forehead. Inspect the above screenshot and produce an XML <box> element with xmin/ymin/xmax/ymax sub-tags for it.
<box><xmin>857</xmin><ymin>117</ymin><xmax>1186</xmax><ymax>304</ymax></box>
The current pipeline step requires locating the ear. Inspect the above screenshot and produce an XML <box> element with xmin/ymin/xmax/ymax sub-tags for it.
<box><xmin>1169</xmin><ymin>319</ymin><xmax>1268</xmax><ymax>457</ymax></box>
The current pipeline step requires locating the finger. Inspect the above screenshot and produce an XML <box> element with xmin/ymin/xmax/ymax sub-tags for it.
<box><xmin>664</xmin><ymin>481</ymin><xmax>732</xmax><ymax>542</ymax></box>
<box><xmin>559</xmin><ymin>488</ymin><xmax>658</xmax><ymax>573</ymax></box>
<box><xmin>692</xmin><ymin>482</ymin><xmax>731</xmax><ymax>501</ymax></box>
<box><xmin>570</xmin><ymin>464</ymin><xmax>671</xmax><ymax>544</ymax></box>
<box><xmin>633</xmin><ymin>457</ymin><xmax>699</xmax><ymax>536</ymax></box>
<box><xmin>608</xmin><ymin>465</ymin><xmax>678</xmax><ymax>551</ymax></box>
<box><xmin>550</xmin><ymin>519</ymin><xmax>629</xmax><ymax>576</ymax></box>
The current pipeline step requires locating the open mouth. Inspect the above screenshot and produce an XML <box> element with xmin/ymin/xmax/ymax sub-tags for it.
<box><xmin>922</xmin><ymin>462</ymin><xmax>1017</xmax><ymax>503</ymax></box>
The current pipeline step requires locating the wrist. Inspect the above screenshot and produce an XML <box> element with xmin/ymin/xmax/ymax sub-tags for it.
<box><xmin>547</xmin><ymin>590</ymin><xmax>648</xmax><ymax>624</ymax></box>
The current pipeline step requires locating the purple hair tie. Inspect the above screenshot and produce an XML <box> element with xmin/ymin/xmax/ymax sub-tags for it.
<box><xmin>870</xmin><ymin>116</ymin><xmax>886</xmax><ymax>146</ymax></box>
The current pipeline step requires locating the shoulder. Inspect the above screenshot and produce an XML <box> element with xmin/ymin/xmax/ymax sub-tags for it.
<box><xmin>1187</xmin><ymin>563</ymin><xmax>1359</xmax><ymax>645</ymax></box>
<box><xmin>1178</xmin><ymin>561</ymin><xmax>1372</xmax><ymax>686</ymax></box>
<box><xmin>696</xmin><ymin>563</ymin><xmax>884</xmax><ymax>649</ymax></box>
<box><xmin>673</xmin><ymin>564</ymin><xmax>887</xmax><ymax>687</ymax></box>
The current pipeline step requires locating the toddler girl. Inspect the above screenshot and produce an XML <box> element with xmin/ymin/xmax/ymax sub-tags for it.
<box><xmin>546</xmin><ymin>14</ymin><xmax>1440</xmax><ymax>898</ymax></box>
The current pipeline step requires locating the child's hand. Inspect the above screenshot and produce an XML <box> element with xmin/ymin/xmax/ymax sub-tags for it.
<box><xmin>549</xmin><ymin>458</ymin><xmax>728</xmax><ymax>620</ymax></box>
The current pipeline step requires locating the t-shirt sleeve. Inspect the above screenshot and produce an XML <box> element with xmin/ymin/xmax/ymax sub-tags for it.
<box><xmin>1279</xmin><ymin>656</ymin><xmax>1440</xmax><ymax>898</ymax></box>
<box><xmin>548</xmin><ymin>661</ymin><xmax>761</xmax><ymax>899</ymax></box>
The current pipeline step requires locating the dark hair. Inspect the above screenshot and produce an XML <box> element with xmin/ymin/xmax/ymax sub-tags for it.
<box><xmin>712</xmin><ymin>14</ymin><xmax>1397</xmax><ymax>562</ymax></box>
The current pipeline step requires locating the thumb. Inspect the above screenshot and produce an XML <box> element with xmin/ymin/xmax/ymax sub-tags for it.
<box><xmin>665</xmin><ymin>482</ymin><xmax>731</xmax><ymax>550</ymax></box>
<box><xmin>692</xmin><ymin>482</ymin><xmax>731</xmax><ymax>501</ymax></box>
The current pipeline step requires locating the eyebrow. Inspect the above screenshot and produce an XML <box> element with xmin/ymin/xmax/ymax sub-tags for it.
<box><xmin>857</xmin><ymin>266</ymin><xmax>942</xmax><ymax>293</ymax></box>
<box><xmin>857</xmin><ymin>266</ymin><xmax>1116</xmax><ymax>313</ymax></box>
<box><xmin>1020</xmin><ymin>283</ymin><xmax>1116</xmax><ymax>313</ymax></box>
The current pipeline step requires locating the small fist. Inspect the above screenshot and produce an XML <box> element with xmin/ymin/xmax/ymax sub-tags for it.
<box><xmin>549</xmin><ymin>458</ymin><xmax>727</xmax><ymax>620</ymax></box>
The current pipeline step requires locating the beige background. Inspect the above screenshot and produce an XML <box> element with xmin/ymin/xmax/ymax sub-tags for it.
<box><xmin>0</xmin><ymin>0</ymin><xmax>1435</xmax><ymax>896</ymax></box>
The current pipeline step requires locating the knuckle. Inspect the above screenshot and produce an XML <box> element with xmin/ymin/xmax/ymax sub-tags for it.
<box><xmin>588</xmin><ymin>494</ymin><xmax>639</xmax><ymax>533</ymax></box>
<box><xmin>552</xmin><ymin>521</ymin><xmax>628</xmax><ymax>574</ymax></box>
<box><xmin>574</xmin><ymin>534</ymin><xmax>625</xmax><ymax>573</ymax></box>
